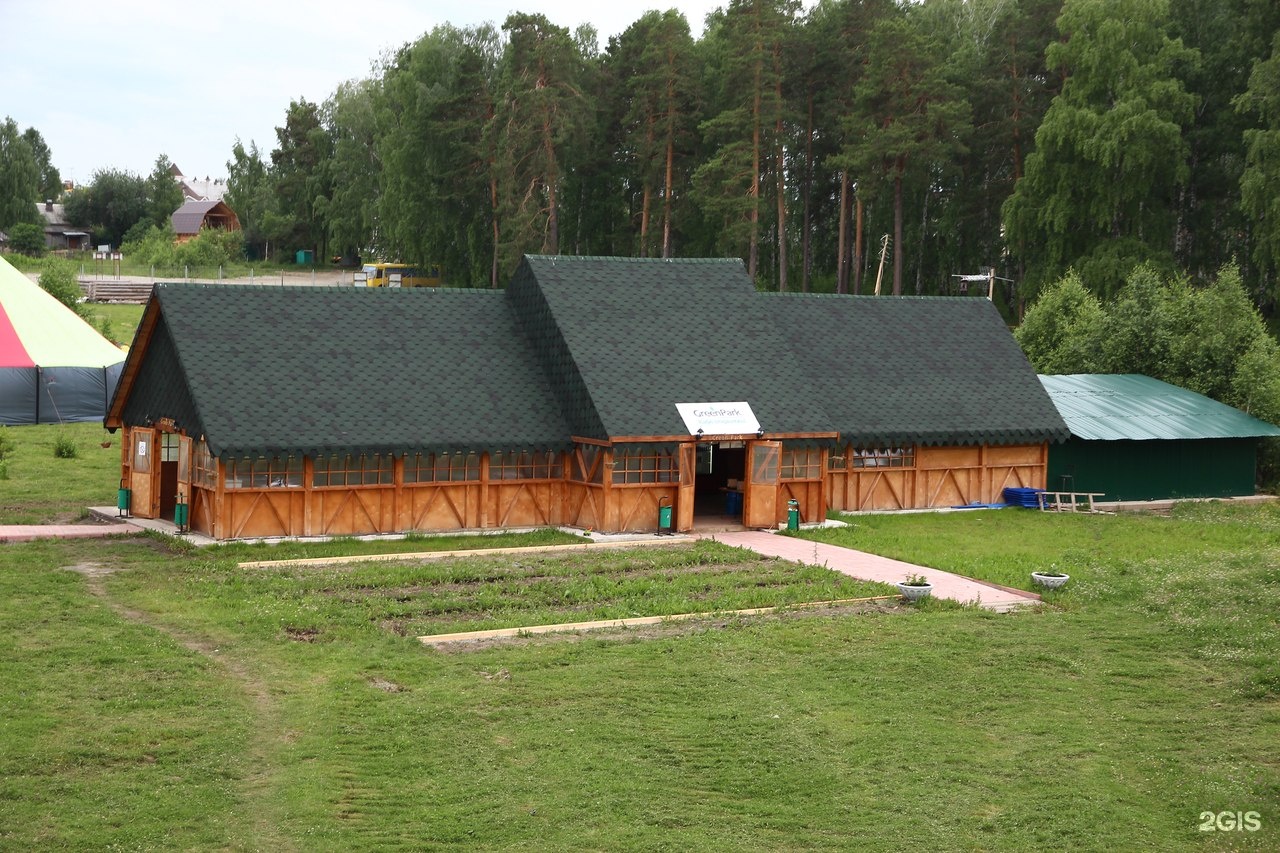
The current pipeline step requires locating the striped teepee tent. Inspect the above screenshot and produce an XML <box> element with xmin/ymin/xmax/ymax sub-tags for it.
<box><xmin>0</xmin><ymin>256</ymin><xmax>125</xmax><ymax>424</ymax></box>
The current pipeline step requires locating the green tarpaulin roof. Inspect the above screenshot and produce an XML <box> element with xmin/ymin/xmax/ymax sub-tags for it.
<box><xmin>1039</xmin><ymin>374</ymin><xmax>1280</xmax><ymax>441</ymax></box>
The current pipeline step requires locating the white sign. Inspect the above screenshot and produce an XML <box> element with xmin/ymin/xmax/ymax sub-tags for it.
<box><xmin>676</xmin><ymin>402</ymin><xmax>761</xmax><ymax>436</ymax></box>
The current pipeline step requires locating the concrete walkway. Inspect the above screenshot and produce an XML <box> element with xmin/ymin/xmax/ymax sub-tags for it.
<box><xmin>0</xmin><ymin>521</ymin><xmax>143</xmax><ymax>543</ymax></box>
<box><xmin>704</xmin><ymin>530</ymin><xmax>1040</xmax><ymax>612</ymax></box>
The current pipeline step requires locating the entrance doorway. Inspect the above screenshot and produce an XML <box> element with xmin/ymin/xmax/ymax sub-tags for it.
<box><xmin>692</xmin><ymin>441</ymin><xmax>747</xmax><ymax>524</ymax></box>
<box><xmin>159</xmin><ymin>433</ymin><xmax>180</xmax><ymax>520</ymax></box>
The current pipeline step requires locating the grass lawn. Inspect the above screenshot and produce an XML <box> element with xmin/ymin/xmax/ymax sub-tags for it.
<box><xmin>83</xmin><ymin>302</ymin><xmax>146</xmax><ymax>347</ymax></box>
<box><xmin>0</xmin><ymin>423</ymin><xmax>121</xmax><ymax>523</ymax></box>
<box><xmin>1</xmin><ymin>501</ymin><xmax>1278</xmax><ymax>849</ymax></box>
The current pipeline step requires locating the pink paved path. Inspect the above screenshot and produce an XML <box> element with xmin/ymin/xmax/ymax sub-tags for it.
<box><xmin>0</xmin><ymin>522</ymin><xmax>142</xmax><ymax>543</ymax></box>
<box><xmin>705</xmin><ymin>531</ymin><xmax>1040</xmax><ymax>612</ymax></box>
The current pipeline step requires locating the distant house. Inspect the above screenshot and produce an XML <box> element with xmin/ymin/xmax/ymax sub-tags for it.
<box><xmin>170</xmin><ymin>199</ymin><xmax>241</xmax><ymax>243</ymax></box>
<box><xmin>1040</xmin><ymin>374</ymin><xmax>1280</xmax><ymax>501</ymax></box>
<box><xmin>105</xmin><ymin>255</ymin><xmax>1069</xmax><ymax>539</ymax></box>
<box><xmin>168</xmin><ymin>163</ymin><xmax>226</xmax><ymax>202</ymax></box>
<box><xmin>36</xmin><ymin>200</ymin><xmax>91</xmax><ymax>251</ymax></box>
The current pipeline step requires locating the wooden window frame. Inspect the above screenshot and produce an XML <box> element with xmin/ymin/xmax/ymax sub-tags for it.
<box><xmin>837</xmin><ymin>446</ymin><xmax>916</xmax><ymax>470</ymax></box>
<box><xmin>491</xmin><ymin>450</ymin><xmax>563</xmax><ymax>481</ymax></box>
<box><xmin>311</xmin><ymin>454</ymin><xmax>391</xmax><ymax>488</ymax></box>
<box><xmin>571</xmin><ymin>445</ymin><xmax>605</xmax><ymax>484</ymax></box>
<box><xmin>612</xmin><ymin>448</ymin><xmax>679</xmax><ymax>486</ymax></box>
<box><xmin>193</xmin><ymin>441</ymin><xmax>217</xmax><ymax>489</ymax></box>
<box><xmin>225</xmin><ymin>456</ymin><xmax>304</xmax><ymax>489</ymax></box>
<box><xmin>780</xmin><ymin>447</ymin><xmax>823</xmax><ymax>480</ymax></box>
<box><xmin>404</xmin><ymin>452</ymin><xmax>480</xmax><ymax>484</ymax></box>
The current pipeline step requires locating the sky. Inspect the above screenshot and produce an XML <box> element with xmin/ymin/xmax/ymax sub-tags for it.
<box><xmin>3</xmin><ymin>0</ymin><xmax>729</xmax><ymax>185</ymax></box>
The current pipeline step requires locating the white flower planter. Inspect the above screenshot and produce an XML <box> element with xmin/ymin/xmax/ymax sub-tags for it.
<box><xmin>1031</xmin><ymin>571</ymin><xmax>1070</xmax><ymax>590</ymax></box>
<box><xmin>896</xmin><ymin>582</ymin><xmax>933</xmax><ymax>602</ymax></box>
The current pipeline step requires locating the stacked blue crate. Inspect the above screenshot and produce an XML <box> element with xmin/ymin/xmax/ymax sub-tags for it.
<box><xmin>1002</xmin><ymin>487</ymin><xmax>1045</xmax><ymax>508</ymax></box>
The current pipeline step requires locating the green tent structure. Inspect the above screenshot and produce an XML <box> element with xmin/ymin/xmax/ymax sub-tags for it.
<box><xmin>0</xmin><ymin>256</ymin><xmax>126</xmax><ymax>424</ymax></box>
<box><xmin>1040</xmin><ymin>374</ymin><xmax>1280</xmax><ymax>501</ymax></box>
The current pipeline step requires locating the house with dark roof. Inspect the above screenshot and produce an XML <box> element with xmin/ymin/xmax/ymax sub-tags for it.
<box><xmin>1041</xmin><ymin>374</ymin><xmax>1280</xmax><ymax>501</ymax></box>
<box><xmin>36</xmin><ymin>200</ymin><xmax>91</xmax><ymax>251</ymax></box>
<box><xmin>105</xmin><ymin>255</ymin><xmax>1068</xmax><ymax>540</ymax></box>
<box><xmin>170</xmin><ymin>199</ymin><xmax>240</xmax><ymax>242</ymax></box>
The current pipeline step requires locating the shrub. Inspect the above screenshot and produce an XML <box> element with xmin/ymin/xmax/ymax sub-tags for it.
<box><xmin>8</xmin><ymin>222</ymin><xmax>46</xmax><ymax>257</ymax></box>
<box><xmin>94</xmin><ymin>314</ymin><xmax>114</xmax><ymax>343</ymax></box>
<box><xmin>38</xmin><ymin>258</ymin><xmax>87</xmax><ymax>318</ymax></box>
<box><xmin>53</xmin><ymin>433</ymin><xmax>78</xmax><ymax>459</ymax></box>
<box><xmin>123</xmin><ymin>224</ymin><xmax>245</xmax><ymax>272</ymax></box>
<box><xmin>0</xmin><ymin>426</ymin><xmax>14</xmax><ymax>461</ymax></box>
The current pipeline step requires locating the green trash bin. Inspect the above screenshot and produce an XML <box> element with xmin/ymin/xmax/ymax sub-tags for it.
<box><xmin>117</xmin><ymin>481</ymin><xmax>131</xmax><ymax>518</ymax></box>
<box><xmin>658</xmin><ymin>498</ymin><xmax>673</xmax><ymax>535</ymax></box>
<box><xmin>787</xmin><ymin>499</ymin><xmax>800</xmax><ymax>532</ymax></box>
<box><xmin>174</xmin><ymin>493</ymin><xmax>188</xmax><ymax>531</ymax></box>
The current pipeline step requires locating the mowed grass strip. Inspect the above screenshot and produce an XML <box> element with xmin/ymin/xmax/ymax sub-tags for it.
<box><xmin>2</xmin><ymin>508</ymin><xmax>1278</xmax><ymax>848</ymax></box>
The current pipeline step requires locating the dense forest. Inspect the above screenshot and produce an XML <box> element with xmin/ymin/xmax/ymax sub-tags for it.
<box><xmin>221</xmin><ymin>0</ymin><xmax>1279</xmax><ymax>317</ymax></box>
<box><xmin>4</xmin><ymin>0</ymin><xmax>1280</xmax><ymax>320</ymax></box>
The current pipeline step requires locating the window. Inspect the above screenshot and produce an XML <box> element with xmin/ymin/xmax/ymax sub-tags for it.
<box><xmin>161</xmin><ymin>433</ymin><xmax>180</xmax><ymax>463</ymax></box>
<box><xmin>612</xmin><ymin>448</ymin><xmax>679</xmax><ymax>485</ymax></box>
<box><xmin>491</xmin><ymin>450</ymin><xmax>562</xmax><ymax>481</ymax></box>
<box><xmin>193</xmin><ymin>441</ymin><xmax>217</xmax><ymax>489</ymax></box>
<box><xmin>225</xmin><ymin>456</ymin><xmax>303</xmax><ymax>489</ymax></box>
<box><xmin>571</xmin><ymin>445</ymin><xmax>605</xmax><ymax>484</ymax></box>
<box><xmin>847</xmin><ymin>446</ymin><xmax>915</xmax><ymax>469</ymax></box>
<box><xmin>131</xmin><ymin>432</ymin><xmax>151</xmax><ymax>474</ymax></box>
<box><xmin>781</xmin><ymin>447</ymin><xmax>823</xmax><ymax>480</ymax></box>
<box><xmin>404</xmin><ymin>452</ymin><xmax>480</xmax><ymax>483</ymax></box>
<box><xmin>312</xmin><ymin>454</ymin><xmax>391</xmax><ymax>487</ymax></box>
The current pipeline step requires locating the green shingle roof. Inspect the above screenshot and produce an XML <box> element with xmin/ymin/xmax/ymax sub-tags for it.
<box><xmin>117</xmin><ymin>258</ymin><xmax>1073</xmax><ymax>458</ymax></box>
<box><xmin>1040</xmin><ymin>374</ymin><xmax>1280</xmax><ymax>441</ymax></box>
<box><xmin>767</xmin><ymin>294</ymin><xmax>1070</xmax><ymax>446</ymax></box>
<box><xmin>139</xmin><ymin>283</ymin><xmax>571</xmax><ymax>459</ymax></box>
<box><xmin>509</xmin><ymin>256</ymin><xmax>834</xmax><ymax>438</ymax></box>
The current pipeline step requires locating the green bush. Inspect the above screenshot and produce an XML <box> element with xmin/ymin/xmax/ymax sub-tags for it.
<box><xmin>38</xmin><ymin>258</ymin><xmax>87</xmax><ymax>318</ymax></box>
<box><xmin>0</xmin><ymin>426</ymin><xmax>14</xmax><ymax>461</ymax></box>
<box><xmin>122</xmin><ymin>224</ymin><xmax>245</xmax><ymax>271</ymax></box>
<box><xmin>52</xmin><ymin>433</ymin><xmax>78</xmax><ymax>459</ymax></box>
<box><xmin>7</xmin><ymin>222</ymin><xmax>46</xmax><ymax>257</ymax></box>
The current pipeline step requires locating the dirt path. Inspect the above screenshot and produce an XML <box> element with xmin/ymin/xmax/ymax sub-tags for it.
<box><xmin>67</xmin><ymin>562</ymin><xmax>298</xmax><ymax>851</ymax></box>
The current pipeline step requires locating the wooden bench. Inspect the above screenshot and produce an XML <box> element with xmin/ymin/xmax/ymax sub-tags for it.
<box><xmin>1037</xmin><ymin>491</ymin><xmax>1106</xmax><ymax>513</ymax></box>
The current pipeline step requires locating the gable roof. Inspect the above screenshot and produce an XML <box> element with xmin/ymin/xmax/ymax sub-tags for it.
<box><xmin>108</xmin><ymin>283</ymin><xmax>570</xmax><ymax>459</ymax></box>
<box><xmin>768</xmin><ymin>294</ymin><xmax>1070</xmax><ymax>446</ymax></box>
<box><xmin>109</xmin><ymin>256</ymin><xmax>1071</xmax><ymax>458</ymax></box>
<box><xmin>508</xmin><ymin>255</ymin><xmax>834</xmax><ymax>439</ymax></box>
<box><xmin>170</xmin><ymin>200</ymin><xmax>238</xmax><ymax>235</ymax></box>
<box><xmin>1040</xmin><ymin>374</ymin><xmax>1280</xmax><ymax>441</ymax></box>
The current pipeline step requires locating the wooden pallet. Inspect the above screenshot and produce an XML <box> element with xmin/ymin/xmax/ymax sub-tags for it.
<box><xmin>1037</xmin><ymin>491</ymin><xmax>1106</xmax><ymax>513</ymax></box>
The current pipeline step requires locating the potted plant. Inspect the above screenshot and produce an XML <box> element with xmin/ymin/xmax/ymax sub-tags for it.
<box><xmin>897</xmin><ymin>572</ymin><xmax>933</xmax><ymax>602</ymax></box>
<box><xmin>1031</xmin><ymin>567</ymin><xmax>1070</xmax><ymax>589</ymax></box>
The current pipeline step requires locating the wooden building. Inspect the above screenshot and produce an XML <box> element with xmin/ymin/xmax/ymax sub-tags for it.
<box><xmin>170</xmin><ymin>200</ymin><xmax>240</xmax><ymax>242</ymax></box>
<box><xmin>105</xmin><ymin>256</ymin><xmax>1069</xmax><ymax>540</ymax></box>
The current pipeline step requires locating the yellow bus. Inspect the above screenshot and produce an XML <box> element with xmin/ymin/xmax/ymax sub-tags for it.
<box><xmin>357</xmin><ymin>262</ymin><xmax>444</xmax><ymax>288</ymax></box>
